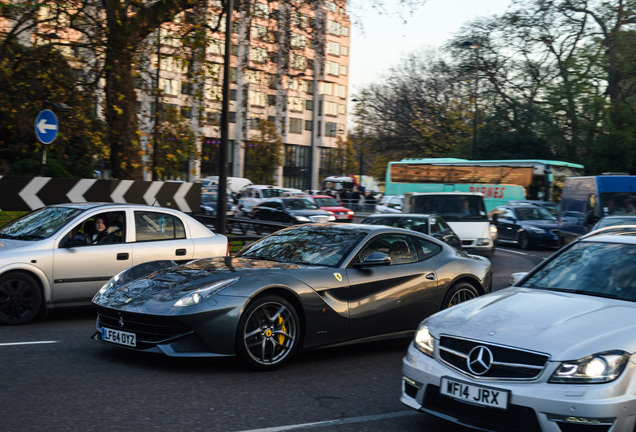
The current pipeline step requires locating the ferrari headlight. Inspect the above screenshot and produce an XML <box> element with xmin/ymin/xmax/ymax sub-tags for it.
<box><xmin>414</xmin><ymin>322</ymin><xmax>435</xmax><ymax>357</ymax></box>
<box><xmin>174</xmin><ymin>277</ymin><xmax>240</xmax><ymax>307</ymax></box>
<box><xmin>549</xmin><ymin>350</ymin><xmax>629</xmax><ymax>383</ymax></box>
<box><xmin>295</xmin><ymin>216</ymin><xmax>311</xmax><ymax>222</ymax></box>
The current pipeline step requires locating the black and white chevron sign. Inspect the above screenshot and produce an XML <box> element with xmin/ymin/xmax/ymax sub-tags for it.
<box><xmin>0</xmin><ymin>176</ymin><xmax>201</xmax><ymax>213</ymax></box>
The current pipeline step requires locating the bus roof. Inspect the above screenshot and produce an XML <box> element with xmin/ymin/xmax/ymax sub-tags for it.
<box><xmin>394</xmin><ymin>158</ymin><xmax>584</xmax><ymax>169</ymax></box>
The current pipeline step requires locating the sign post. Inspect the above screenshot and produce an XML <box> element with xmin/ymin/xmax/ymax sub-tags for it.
<box><xmin>35</xmin><ymin>109</ymin><xmax>59</xmax><ymax>176</ymax></box>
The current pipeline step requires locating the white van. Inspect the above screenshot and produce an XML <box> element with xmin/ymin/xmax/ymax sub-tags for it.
<box><xmin>403</xmin><ymin>192</ymin><xmax>496</xmax><ymax>257</ymax></box>
<box><xmin>199</xmin><ymin>176</ymin><xmax>253</xmax><ymax>194</ymax></box>
<box><xmin>238</xmin><ymin>185</ymin><xmax>287</xmax><ymax>216</ymax></box>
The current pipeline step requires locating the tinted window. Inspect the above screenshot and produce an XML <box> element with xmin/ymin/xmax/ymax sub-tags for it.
<box><xmin>0</xmin><ymin>207</ymin><xmax>83</xmax><ymax>240</ymax></box>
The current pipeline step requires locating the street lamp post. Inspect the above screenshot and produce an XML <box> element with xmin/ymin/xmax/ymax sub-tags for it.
<box><xmin>216</xmin><ymin>0</ymin><xmax>234</xmax><ymax>235</ymax></box>
<box><xmin>461</xmin><ymin>41</ymin><xmax>479</xmax><ymax>159</ymax></box>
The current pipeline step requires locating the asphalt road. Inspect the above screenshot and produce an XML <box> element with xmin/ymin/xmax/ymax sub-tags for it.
<box><xmin>0</xmin><ymin>246</ymin><xmax>553</xmax><ymax>432</ymax></box>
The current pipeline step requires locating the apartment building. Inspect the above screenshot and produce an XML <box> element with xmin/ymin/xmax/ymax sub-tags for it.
<box><xmin>1</xmin><ymin>0</ymin><xmax>350</xmax><ymax>190</ymax></box>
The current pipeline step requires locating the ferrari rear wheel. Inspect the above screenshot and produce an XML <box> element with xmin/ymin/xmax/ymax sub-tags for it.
<box><xmin>237</xmin><ymin>295</ymin><xmax>300</xmax><ymax>371</ymax></box>
<box><xmin>0</xmin><ymin>272</ymin><xmax>42</xmax><ymax>325</ymax></box>
<box><xmin>441</xmin><ymin>281</ymin><xmax>478</xmax><ymax>310</ymax></box>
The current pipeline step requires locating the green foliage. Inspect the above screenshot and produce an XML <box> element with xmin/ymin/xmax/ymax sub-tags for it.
<box><xmin>151</xmin><ymin>106</ymin><xmax>197</xmax><ymax>179</ymax></box>
<box><xmin>0</xmin><ymin>40</ymin><xmax>106</xmax><ymax>178</ymax></box>
<box><xmin>244</xmin><ymin>119</ymin><xmax>283</xmax><ymax>184</ymax></box>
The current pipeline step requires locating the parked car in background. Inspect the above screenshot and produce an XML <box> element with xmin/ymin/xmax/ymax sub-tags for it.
<box><xmin>0</xmin><ymin>203</ymin><xmax>228</xmax><ymax>325</ymax></box>
<box><xmin>238</xmin><ymin>185</ymin><xmax>286</xmax><ymax>216</ymax></box>
<box><xmin>250</xmin><ymin>197</ymin><xmax>336</xmax><ymax>224</ymax></box>
<box><xmin>200</xmin><ymin>187</ymin><xmax>239</xmax><ymax>217</ymax></box>
<box><xmin>401</xmin><ymin>226</ymin><xmax>636</xmax><ymax>432</ymax></box>
<box><xmin>92</xmin><ymin>223</ymin><xmax>492</xmax><ymax>370</ymax></box>
<box><xmin>375</xmin><ymin>195</ymin><xmax>403</xmax><ymax>214</ymax></box>
<box><xmin>298</xmin><ymin>194</ymin><xmax>355</xmax><ymax>222</ymax></box>
<box><xmin>592</xmin><ymin>215</ymin><xmax>636</xmax><ymax>231</ymax></box>
<box><xmin>360</xmin><ymin>214</ymin><xmax>462</xmax><ymax>250</ymax></box>
<box><xmin>506</xmin><ymin>199</ymin><xmax>560</xmax><ymax>217</ymax></box>
<box><xmin>489</xmin><ymin>204</ymin><xmax>559</xmax><ymax>249</ymax></box>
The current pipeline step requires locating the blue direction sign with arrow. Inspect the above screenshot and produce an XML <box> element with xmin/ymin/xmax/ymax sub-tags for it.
<box><xmin>35</xmin><ymin>109</ymin><xmax>59</xmax><ymax>144</ymax></box>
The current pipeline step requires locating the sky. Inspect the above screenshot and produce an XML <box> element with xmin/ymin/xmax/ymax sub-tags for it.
<box><xmin>347</xmin><ymin>0</ymin><xmax>513</xmax><ymax>94</ymax></box>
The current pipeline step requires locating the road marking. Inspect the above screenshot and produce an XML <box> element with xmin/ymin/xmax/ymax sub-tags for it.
<box><xmin>234</xmin><ymin>410</ymin><xmax>419</xmax><ymax>432</ymax></box>
<box><xmin>496</xmin><ymin>247</ymin><xmax>529</xmax><ymax>256</ymax></box>
<box><xmin>0</xmin><ymin>341</ymin><xmax>58</xmax><ymax>347</ymax></box>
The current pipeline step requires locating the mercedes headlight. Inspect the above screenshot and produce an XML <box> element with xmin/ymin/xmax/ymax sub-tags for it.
<box><xmin>549</xmin><ymin>350</ymin><xmax>629</xmax><ymax>383</ymax></box>
<box><xmin>174</xmin><ymin>277</ymin><xmax>240</xmax><ymax>307</ymax></box>
<box><xmin>414</xmin><ymin>322</ymin><xmax>435</xmax><ymax>357</ymax></box>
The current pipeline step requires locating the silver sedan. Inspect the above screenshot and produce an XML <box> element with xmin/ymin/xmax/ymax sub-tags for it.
<box><xmin>401</xmin><ymin>226</ymin><xmax>636</xmax><ymax>431</ymax></box>
<box><xmin>0</xmin><ymin>203</ymin><xmax>228</xmax><ymax>325</ymax></box>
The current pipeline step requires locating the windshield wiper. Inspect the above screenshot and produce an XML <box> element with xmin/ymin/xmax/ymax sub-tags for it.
<box><xmin>6</xmin><ymin>234</ymin><xmax>45</xmax><ymax>240</ymax></box>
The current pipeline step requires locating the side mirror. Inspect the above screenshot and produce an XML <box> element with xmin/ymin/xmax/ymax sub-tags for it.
<box><xmin>354</xmin><ymin>252</ymin><xmax>391</xmax><ymax>267</ymax></box>
<box><xmin>61</xmin><ymin>234</ymin><xmax>90</xmax><ymax>248</ymax></box>
<box><xmin>510</xmin><ymin>272</ymin><xmax>528</xmax><ymax>286</ymax></box>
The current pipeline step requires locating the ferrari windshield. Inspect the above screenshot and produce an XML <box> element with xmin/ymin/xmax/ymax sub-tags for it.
<box><xmin>521</xmin><ymin>241</ymin><xmax>636</xmax><ymax>301</ymax></box>
<box><xmin>236</xmin><ymin>226</ymin><xmax>367</xmax><ymax>267</ymax></box>
<box><xmin>0</xmin><ymin>207</ymin><xmax>83</xmax><ymax>240</ymax></box>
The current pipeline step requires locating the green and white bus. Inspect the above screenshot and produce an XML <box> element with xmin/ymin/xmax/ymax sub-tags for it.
<box><xmin>384</xmin><ymin>158</ymin><xmax>584</xmax><ymax>211</ymax></box>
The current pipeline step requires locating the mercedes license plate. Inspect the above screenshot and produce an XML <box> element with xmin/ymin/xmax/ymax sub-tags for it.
<box><xmin>440</xmin><ymin>377</ymin><xmax>509</xmax><ymax>409</ymax></box>
<box><xmin>101</xmin><ymin>327</ymin><xmax>136</xmax><ymax>347</ymax></box>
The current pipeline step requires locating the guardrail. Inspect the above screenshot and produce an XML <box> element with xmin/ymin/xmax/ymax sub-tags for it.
<box><xmin>193</xmin><ymin>214</ymin><xmax>290</xmax><ymax>244</ymax></box>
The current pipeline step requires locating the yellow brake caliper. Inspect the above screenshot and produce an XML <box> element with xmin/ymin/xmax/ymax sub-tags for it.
<box><xmin>276</xmin><ymin>314</ymin><xmax>286</xmax><ymax>346</ymax></box>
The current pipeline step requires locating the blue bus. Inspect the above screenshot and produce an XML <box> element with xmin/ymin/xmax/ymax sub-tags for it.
<box><xmin>384</xmin><ymin>158</ymin><xmax>584</xmax><ymax>212</ymax></box>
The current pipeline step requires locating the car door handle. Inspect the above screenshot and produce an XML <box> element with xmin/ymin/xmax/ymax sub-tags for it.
<box><xmin>175</xmin><ymin>248</ymin><xmax>187</xmax><ymax>256</ymax></box>
<box><xmin>117</xmin><ymin>253</ymin><xmax>129</xmax><ymax>260</ymax></box>
<box><xmin>426</xmin><ymin>273</ymin><xmax>436</xmax><ymax>280</ymax></box>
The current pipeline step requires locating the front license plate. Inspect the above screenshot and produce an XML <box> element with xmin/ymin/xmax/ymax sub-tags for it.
<box><xmin>101</xmin><ymin>327</ymin><xmax>136</xmax><ymax>347</ymax></box>
<box><xmin>440</xmin><ymin>377</ymin><xmax>509</xmax><ymax>409</ymax></box>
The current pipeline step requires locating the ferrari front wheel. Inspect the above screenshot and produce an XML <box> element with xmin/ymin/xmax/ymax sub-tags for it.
<box><xmin>236</xmin><ymin>295</ymin><xmax>300</xmax><ymax>371</ymax></box>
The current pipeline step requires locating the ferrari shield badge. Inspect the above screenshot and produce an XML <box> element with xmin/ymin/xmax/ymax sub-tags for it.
<box><xmin>333</xmin><ymin>272</ymin><xmax>343</xmax><ymax>282</ymax></box>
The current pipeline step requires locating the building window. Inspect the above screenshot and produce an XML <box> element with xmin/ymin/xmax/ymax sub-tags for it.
<box><xmin>326</xmin><ymin>61</ymin><xmax>340</xmax><ymax>76</ymax></box>
<box><xmin>340</xmin><ymin>65</ymin><xmax>348</xmax><ymax>76</ymax></box>
<box><xmin>305</xmin><ymin>99</ymin><xmax>314</xmax><ymax>111</ymax></box>
<box><xmin>290</xmin><ymin>33</ymin><xmax>306</xmax><ymax>48</ymax></box>
<box><xmin>230</xmin><ymin>89</ymin><xmax>238</xmax><ymax>100</ymax></box>
<box><xmin>335</xmin><ymin>84</ymin><xmax>347</xmax><ymax>99</ymax></box>
<box><xmin>250</xmin><ymin>47</ymin><xmax>268</xmax><ymax>63</ymax></box>
<box><xmin>324</xmin><ymin>101</ymin><xmax>338</xmax><ymax>116</ymax></box>
<box><xmin>324</xmin><ymin>1</ymin><xmax>337</xmax><ymax>12</ymax></box>
<box><xmin>290</xmin><ymin>53</ymin><xmax>306</xmax><ymax>70</ymax></box>
<box><xmin>253</xmin><ymin>2</ymin><xmax>269</xmax><ymax>18</ymax></box>
<box><xmin>289</xmin><ymin>117</ymin><xmax>303</xmax><ymax>134</ymax></box>
<box><xmin>206</xmin><ymin>85</ymin><xmax>222</xmax><ymax>101</ymax></box>
<box><xmin>325</xmin><ymin>122</ymin><xmax>338</xmax><ymax>137</ymax></box>
<box><xmin>268</xmin><ymin>94</ymin><xmax>277</xmax><ymax>106</ymax></box>
<box><xmin>328</xmin><ymin>20</ymin><xmax>341</xmax><ymax>36</ymax></box>
<box><xmin>288</xmin><ymin>96</ymin><xmax>304</xmax><ymax>112</ymax></box>
<box><xmin>305</xmin><ymin>120</ymin><xmax>313</xmax><ymax>131</ymax></box>
<box><xmin>327</xmin><ymin>41</ymin><xmax>340</xmax><ymax>56</ymax></box>
<box><xmin>229</xmin><ymin>112</ymin><xmax>236</xmax><ymax>123</ymax></box>
<box><xmin>251</xmin><ymin>24</ymin><xmax>268</xmax><ymax>41</ymax></box>
<box><xmin>245</xmin><ymin>70</ymin><xmax>261</xmax><ymax>84</ymax></box>
<box><xmin>342</xmin><ymin>26</ymin><xmax>349</xmax><ymax>37</ymax></box>
<box><xmin>341</xmin><ymin>46</ymin><xmax>349</xmax><ymax>56</ymax></box>
<box><xmin>320</xmin><ymin>82</ymin><xmax>333</xmax><ymax>96</ymax></box>
<box><xmin>248</xmin><ymin>90</ymin><xmax>266</xmax><ymax>107</ymax></box>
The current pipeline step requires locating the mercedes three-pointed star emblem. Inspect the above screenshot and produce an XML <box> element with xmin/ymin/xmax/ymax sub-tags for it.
<box><xmin>467</xmin><ymin>345</ymin><xmax>494</xmax><ymax>375</ymax></box>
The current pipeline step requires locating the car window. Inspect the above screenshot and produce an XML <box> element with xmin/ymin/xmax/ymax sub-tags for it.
<box><xmin>358</xmin><ymin>234</ymin><xmax>418</xmax><ymax>265</ymax></box>
<box><xmin>61</xmin><ymin>211</ymin><xmax>126</xmax><ymax>247</ymax></box>
<box><xmin>134</xmin><ymin>211</ymin><xmax>185</xmax><ymax>242</ymax></box>
<box><xmin>267</xmin><ymin>201</ymin><xmax>283</xmax><ymax>210</ymax></box>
